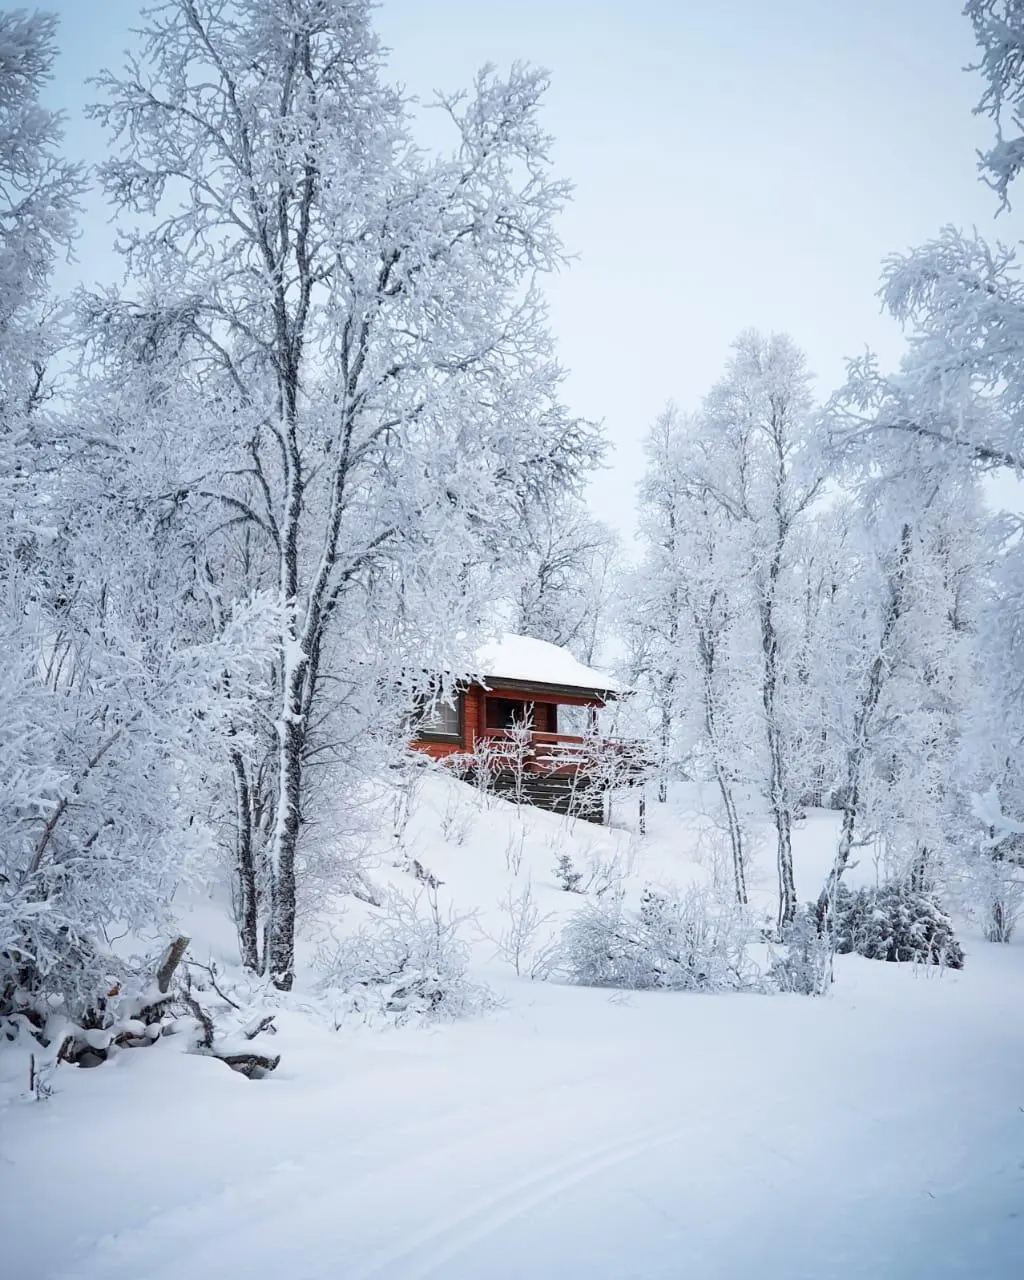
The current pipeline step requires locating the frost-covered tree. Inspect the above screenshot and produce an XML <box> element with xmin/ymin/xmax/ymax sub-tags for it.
<box><xmin>90</xmin><ymin>0</ymin><xmax>601</xmax><ymax>988</ymax></box>
<box><xmin>831</xmin><ymin>4</ymin><xmax>1024</xmax><ymax>475</ymax></box>
<box><xmin>0</xmin><ymin>11</ymin><xmax>86</xmax><ymax>1013</ymax></box>
<box><xmin>627</xmin><ymin>405</ymin><xmax>691</xmax><ymax>800</ymax></box>
<box><xmin>71</xmin><ymin>295</ymin><xmax>281</xmax><ymax>974</ymax></box>
<box><xmin>784</xmin><ymin>512</ymin><xmax>848</xmax><ymax>811</ymax></box>
<box><xmin>813</xmin><ymin>478</ymin><xmax>980</xmax><ymax>925</ymax></box>
<box><xmin>630</xmin><ymin>341</ymin><xmax>832</xmax><ymax>928</ymax></box>
<box><xmin>506</xmin><ymin>492</ymin><xmax>618</xmax><ymax>662</ymax></box>
<box><xmin>696</xmin><ymin>332</ymin><xmax>828</xmax><ymax>931</ymax></box>
<box><xmin>0</xmin><ymin>9</ymin><xmax>84</xmax><ymax>549</ymax></box>
<box><xmin>823</xmin><ymin>1</ymin><xmax>1024</xmax><ymax>933</ymax></box>
<box><xmin>631</xmin><ymin>403</ymin><xmax>755</xmax><ymax>902</ymax></box>
<box><xmin>967</xmin><ymin>0</ymin><xmax>1024</xmax><ymax>210</ymax></box>
<box><xmin>0</xmin><ymin>13</ymin><xmax>245</xmax><ymax>1025</ymax></box>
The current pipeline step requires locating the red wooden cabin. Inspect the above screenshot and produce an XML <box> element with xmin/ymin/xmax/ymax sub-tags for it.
<box><xmin>410</xmin><ymin>635</ymin><xmax>639</xmax><ymax>821</ymax></box>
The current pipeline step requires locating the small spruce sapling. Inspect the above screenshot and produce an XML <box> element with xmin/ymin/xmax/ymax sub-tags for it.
<box><xmin>554</xmin><ymin>851</ymin><xmax>584</xmax><ymax>893</ymax></box>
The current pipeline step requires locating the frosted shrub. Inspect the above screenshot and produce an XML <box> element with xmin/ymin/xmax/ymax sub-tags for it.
<box><xmin>835</xmin><ymin>883</ymin><xmax>964</xmax><ymax>968</ymax></box>
<box><xmin>458</xmin><ymin>739</ymin><xmax>498</xmax><ymax>808</ymax></box>
<box><xmin>556</xmin><ymin>885</ymin><xmax>759</xmax><ymax>992</ymax></box>
<box><xmin>317</xmin><ymin>888</ymin><xmax>491</xmax><ymax>1023</ymax></box>
<box><xmin>503</xmin><ymin>826</ymin><xmax>526</xmax><ymax>876</ymax></box>
<box><xmin>404</xmin><ymin>857</ymin><xmax>442</xmax><ymax>890</ymax></box>
<box><xmin>983</xmin><ymin>882</ymin><xmax>1024</xmax><ymax>944</ymax></box>
<box><xmin>439</xmin><ymin>786</ymin><xmax>476</xmax><ymax>846</ymax></box>
<box><xmin>0</xmin><ymin>916</ymin><xmax>133</xmax><ymax>1032</ymax></box>
<box><xmin>493</xmin><ymin>878</ymin><xmax>556</xmax><ymax>978</ymax></box>
<box><xmin>581</xmin><ymin>845</ymin><xmax>631</xmax><ymax>898</ymax></box>
<box><xmin>966</xmin><ymin>857</ymin><xmax>1024</xmax><ymax>943</ymax></box>
<box><xmin>390</xmin><ymin>763</ymin><xmax>425</xmax><ymax>847</ymax></box>
<box><xmin>768</xmin><ymin>908</ymin><xmax>832</xmax><ymax>996</ymax></box>
<box><xmin>0</xmin><ymin>612</ymin><xmax>236</xmax><ymax>1030</ymax></box>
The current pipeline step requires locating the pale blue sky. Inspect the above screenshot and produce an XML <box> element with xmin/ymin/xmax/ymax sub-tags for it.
<box><xmin>46</xmin><ymin>1</ymin><xmax>1010</xmax><ymax>525</ymax></box>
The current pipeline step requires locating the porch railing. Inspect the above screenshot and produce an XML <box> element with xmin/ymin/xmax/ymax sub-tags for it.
<box><xmin>476</xmin><ymin>729</ymin><xmax>649</xmax><ymax>779</ymax></box>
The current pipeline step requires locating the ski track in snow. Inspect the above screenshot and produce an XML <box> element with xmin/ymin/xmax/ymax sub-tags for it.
<box><xmin>348</xmin><ymin>1118</ymin><xmax>692</xmax><ymax>1280</ymax></box>
<box><xmin>57</xmin><ymin>1051</ymin><xmax>711</xmax><ymax>1280</ymax></box>
<box><xmin>51</xmin><ymin>1073</ymin><xmax>635</xmax><ymax>1279</ymax></box>
<box><xmin>55</xmin><ymin>1094</ymin><xmax>728</xmax><ymax>1280</ymax></box>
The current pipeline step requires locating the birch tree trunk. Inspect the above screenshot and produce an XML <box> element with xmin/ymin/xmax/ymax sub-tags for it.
<box><xmin>816</xmin><ymin>525</ymin><xmax>912</xmax><ymax>928</ymax></box>
<box><xmin>697</xmin><ymin>616</ymin><xmax>747</xmax><ymax>905</ymax></box>
<box><xmin>759</xmin><ymin>545</ymin><xmax>797</xmax><ymax>933</ymax></box>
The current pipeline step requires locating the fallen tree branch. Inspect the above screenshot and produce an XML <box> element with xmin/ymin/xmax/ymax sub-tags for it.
<box><xmin>180</xmin><ymin>982</ymin><xmax>215</xmax><ymax>1051</ymax></box>
<box><xmin>215</xmin><ymin>1051</ymin><xmax>281</xmax><ymax>1079</ymax></box>
<box><xmin>242</xmin><ymin>1014</ymin><xmax>276</xmax><ymax>1040</ymax></box>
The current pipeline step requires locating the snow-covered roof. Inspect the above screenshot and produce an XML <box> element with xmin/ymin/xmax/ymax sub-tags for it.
<box><xmin>475</xmin><ymin>633</ymin><xmax>621</xmax><ymax>695</ymax></box>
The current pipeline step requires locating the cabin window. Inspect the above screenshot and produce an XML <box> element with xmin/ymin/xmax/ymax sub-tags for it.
<box><xmin>414</xmin><ymin>693</ymin><xmax>463</xmax><ymax>741</ymax></box>
<box><xmin>485</xmin><ymin>698</ymin><xmax>534</xmax><ymax>731</ymax></box>
<box><xmin>557</xmin><ymin>705</ymin><xmax>592</xmax><ymax>737</ymax></box>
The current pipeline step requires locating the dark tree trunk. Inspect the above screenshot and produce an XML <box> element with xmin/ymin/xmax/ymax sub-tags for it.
<box><xmin>268</xmin><ymin>668</ymin><xmax>305</xmax><ymax>991</ymax></box>
<box><xmin>658</xmin><ymin>693</ymin><xmax>672</xmax><ymax>803</ymax></box>
<box><xmin>908</xmin><ymin>844</ymin><xmax>930</xmax><ymax>892</ymax></box>
<box><xmin>230</xmin><ymin>749</ymin><xmax>260</xmax><ymax>972</ymax></box>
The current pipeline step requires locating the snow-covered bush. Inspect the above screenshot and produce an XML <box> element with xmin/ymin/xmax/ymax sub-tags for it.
<box><xmin>580</xmin><ymin>843</ymin><xmax>632</xmax><ymax>897</ymax></box>
<box><xmin>966</xmin><ymin>789</ymin><xmax>1024</xmax><ymax>942</ymax></box>
<box><xmin>975</xmin><ymin>861</ymin><xmax>1024</xmax><ymax>943</ymax></box>
<box><xmin>503</xmin><ymin>826</ymin><xmax>526</xmax><ymax>876</ymax></box>
<box><xmin>0</xmin><ymin>601</ymin><xmax>239</xmax><ymax>1029</ymax></box>
<box><xmin>835</xmin><ymin>883</ymin><xmax>964</xmax><ymax>968</ymax></box>
<box><xmin>317</xmin><ymin>889</ymin><xmax>491</xmax><ymax>1023</ymax></box>
<box><xmin>555</xmin><ymin>885</ymin><xmax>759</xmax><ymax>991</ymax></box>
<box><xmin>439</xmin><ymin>785</ymin><xmax>477</xmax><ymax>847</ymax></box>
<box><xmin>767</xmin><ymin>908</ymin><xmax>832</xmax><ymax>996</ymax></box>
<box><xmin>492</xmin><ymin>878</ymin><xmax>556</xmax><ymax>978</ymax></box>
<box><xmin>389</xmin><ymin>761</ymin><xmax>426</xmax><ymax>847</ymax></box>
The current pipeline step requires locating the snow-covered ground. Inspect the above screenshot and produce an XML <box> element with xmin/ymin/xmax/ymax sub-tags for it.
<box><xmin>2</xmin><ymin>776</ymin><xmax>1023</xmax><ymax>1279</ymax></box>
